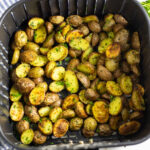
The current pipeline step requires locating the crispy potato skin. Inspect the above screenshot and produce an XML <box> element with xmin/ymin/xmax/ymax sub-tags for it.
<box><xmin>16</xmin><ymin>120</ymin><xmax>30</xmax><ymax>134</ymax></box>
<box><xmin>85</xmin><ymin>88</ymin><xmax>100</xmax><ymax>101</ymax></box>
<box><xmin>88</xmin><ymin>21</ymin><xmax>101</xmax><ymax>33</ymax></box>
<box><xmin>26</xmin><ymin>27</ymin><xmax>34</xmax><ymax>41</ymax></box>
<box><xmin>70</xmin><ymin>117</ymin><xmax>83</xmax><ymax>131</ymax></box>
<box><xmin>67</xmin><ymin>15</ymin><xmax>83</xmax><ymax>27</ymax></box>
<box><xmin>67</xmin><ymin>58</ymin><xmax>80</xmax><ymax>71</ymax></box>
<box><xmin>53</xmin><ymin>119</ymin><xmax>69</xmax><ymax>137</ymax></box>
<box><xmin>98</xmin><ymin>124</ymin><xmax>112</xmax><ymax>136</ymax></box>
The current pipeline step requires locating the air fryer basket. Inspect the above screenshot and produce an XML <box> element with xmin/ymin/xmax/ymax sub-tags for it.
<box><xmin>0</xmin><ymin>0</ymin><xmax>150</xmax><ymax>149</ymax></box>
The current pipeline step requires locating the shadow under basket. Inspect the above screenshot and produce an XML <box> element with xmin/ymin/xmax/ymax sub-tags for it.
<box><xmin>0</xmin><ymin>0</ymin><xmax>150</xmax><ymax>149</ymax></box>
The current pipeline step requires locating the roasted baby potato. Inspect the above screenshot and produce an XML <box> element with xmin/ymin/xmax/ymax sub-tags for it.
<box><xmin>85</xmin><ymin>88</ymin><xmax>100</xmax><ymax>101</ymax></box>
<box><xmin>43</xmin><ymin>32</ymin><xmax>55</xmax><ymax>48</ymax></box>
<box><xmin>45</xmin><ymin>21</ymin><xmax>54</xmax><ymax>34</ymax></box>
<box><xmin>10</xmin><ymin>85</ymin><xmax>22</xmax><ymax>102</ymax></box>
<box><xmin>21</xmin><ymin>129</ymin><xmax>34</xmax><ymax>145</ymax></box>
<box><xmin>33</xmin><ymin>130</ymin><xmax>47</xmax><ymax>145</ymax></box>
<box><xmin>28</xmin><ymin>67</ymin><xmax>44</xmax><ymax>78</ymax></box>
<box><xmin>37</xmin><ymin>82</ymin><xmax>48</xmax><ymax>92</ymax></box>
<box><xmin>15</xmin><ymin>30</ymin><xmax>27</xmax><ymax>47</ymax></box>
<box><xmin>106</xmin><ymin>81</ymin><xmax>122</xmax><ymax>96</ymax></box>
<box><xmin>105</xmin><ymin>58</ymin><xmax>119</xmax><ymax>72</ymax></box>
<box><xmin>86</xmin><ymin>104</ymin><xmax>93</xmax><ymax>115</ymax></box>
<box><xmin>64</xmin><ymin>70</ymin><xmax>79</xmax><ymax>93</ymax></box>
<box><xmin>16</xmin><ymin>78</ymin><xmax>35</xmax><ymax>94</ymax></box>
<box><xmin>55</xmin><ymin>31</ymin><xmax>65</xmax><ymax>43</ymax></box>
<box><xmin>45</xmin><ymin>61</ymin><xmax>57</xmax><ymax>78</ymax></box>
<box><xmin>82</xmin><ymin>128</ymin><xmax>95</xmax><ymax>138</ymax></box>
<box><xmin>51</xmin><ymin>99</ymin><xmax>62</xmax><ymax>107</ymax></box>
<box><xmin>114</xmin><ymin>14</ymin><xmax>128</xmax><ymax>25</ymax></box>
<box><xmin>10</xmin><ymin>102</ymin><xmax>24</xmax><ymax>121</ymax></box>
<box><xmin>83</xmin><ymin>15</ymin><xmax>99</xmax><ymax>23</ymax></box>
<box><xmin>29</xmin><ymin>86</ymin><xmax>45</xmax><ymax>105</ymax></box>
<box><xmin>16</xmin><ymin>120</ymin><xmax>30</xmax><ymax>134</ymax></box>
<box><xmin>79</xmin><ymin>90</ymin><xmax>91</xmax><ymax>104</ymax></box>
<box><xmin>49</xmin><ymin>107</ymin><xmax>62</xmax><ymax>123</ymax></box>
<box><xmin>69</xmin><ymin>38</ymin><xmax>90</xmax><ymax>51</ymax></box>
<box><xmin>67</xmin><ymin>58</ymin><xmax>80</xmax><ymax>71</ymax></box>
<box><xmin>62</xmin><ymin>24</ymin><xmax>71</xmax><ymax>36</ymax></box>
<box><xmin>69</xmin><ymin>49</ymin><xmax>82</xmax><ymax>58</ymax></box>
<box><xmin>92</xmin><ymin>33</ymin><xmax>99</xmax><ymax>47</ymax></box>
<box><xmin>24</xmin><ymin>105</ymin><xmax>40</xmax><ymax>123</ymax></box>
<box><xmin>130</xmin><ymin>111</ymin><xmax>143</xmax><ymax>120</ymax></box>
<box><xmin>84</xmin><ymin>117</ymin><xmax>97</xmax><ymax>131</ymax></box>
<box><xmin>103</xmin><ymin>19</ymin><xmax>115</xmax><ymax>32</ymax></box>
<box><xmin>118</xmin><ymin>121</ymin><xmax>141</xmax><ymax>136</ymax></box>
<box><xmin>26</xmin><ymin>27</ymin><xmax>34</xmax><ymax>41</ymax></box>
<box><xmin>87</xmin><ymin>70</ymin><xmax>97</xmax><ymax>80</ymax></box>
<box><xmin>81</xmin><ymin>46</ymin><xmax>93</xmax><ymax>62</ymax></box>
<box><xmin>98</xmin><ymin>124</ymin><xmax>112</xmax><ymax>136</ymax></box>
<box><xmin>20</xmin><ymin>50</ymin><xmax>37</xmax><ymax>63</ymax></box>
<box><xmin>97</xmin><ymin>65</ymin><xmax>113</xmax><ymax>81</ymax></box>
<box><xmin>90</xmin><ymin>78</ymin><xmax>99</xmax><ymax>91</ymax></box>
<box><xmin>121</xmin><ymin>108</ymin><xmax>129</xmax><ymax>121</ymax></box>
<box><xmin>40</xmin><ymin>47</ymin><xmax>49</xmax><ymax>55</ymax></box>
<box><xmin>131</xmin><ymin>32</ymin><xmax>140</xmax><ymax>50</ymax></box>
<box><xmin>38</xmin><ymin>106</ymin><xmax>51</xmax><ymax>117</ymax></box>
<box><xmin>78</xmin><ymin>25</ymin><xmax>89</xmax><ymax>36</ymax></box>
<box><xmin>62</xmin><ymin>109</ymin><xmax>75</xmax><ymax>119</ymax></box>
<box><xmin>24</xmin><ymin>42</ymin><xmax>40</xmax><ymax>54</ymax></box>
<box><xmin>11</xmin><ymin>49</ymin><xmax>20</xmax><ymax>65</ymax></box>
<box><xmin>113</xmin><ymin>24</ymin><xmax>124</xmax><ymax>33</ymax></box>
<box><xmin>53</xmin><ymin>119</ymin><xmax>69</xmax><ymax>137</ymax></box>
<box><xmin>49</xmin><ymin>81</ymin><xmax>65</xmax><ymax>93</ymax></box>
<box><xmin>76</xmin><ymin>72</ymin><xmax>90</xmax><ymax>88</ymax></box>
<box><xmin>62</xmin><ymin>94</ymin><xmax>79</xmax><ymax>110</ymax></box>
<box><xmin>77</xmin><ymin>62</ymin><xmax>95</xmax><ymax>74</ymax></box>
<box><xmin>120</xmin><ymin>76</ymin><xmax>133</xmax><ymax>94</ymax></box>
<box><xmin>16</xmin><ymin>63</ymin><xmax>30</xmax><ymax>78</ymax></box>
<box><xmin>97</xmin><ymin>81</ymin><xmax>107</xmax><ymax>94</ymax></box>
<box><xmin>28</xmin><ymin>17</ymin><xmax>44</xmax><ymax>29</ymax></box>
<box><xmin>92</xmin><ymin>101</ymin><xmax>109</xmax><ymax>123</ymax></box>
<box><xmin>75</xmin><ymin>101</ymin><xmax>87</xmax><ymax>118</ymax></box>
<box><xmin>109</xmin><ymin>116</ymin><xmax>120</xmax><ymax>130</ymax></box>
<box><xmin>130</xmin><ymin>64</ymin><xmax>140</xmax><ymax>76</ymax></box>
<box><xmin>109</xmin><ymin>97</ymin><xmax>122</xmax><ymax>116</ymax></box>
<box><xmin>50</xmin><ymin>16</ymin><xmax>64</xmax><ymax>24</ymax></box>
<box><xmin>43</xmin><ymin>92</ymin><xmax>60</xmax><ymax>106</ymax></box>
<box><xmin>88</xmin><ymin>52</ymin><xmax>100</xmax><ymax>65</ymax></box>
<box><xmin>11</xmin><ymin>69</ymin><xmax>19</xmax><ymax>83</ymax></box>
<box><xmin>67</xmin><ymin>15</ymin><xmax>83</xmax><ymax>27</ymax></box>
<box><xmin>85</xmin><ymin>33</ymin><xmax>93</xmax><ymax>43</ymax></box>
<box><xmin>88</xmin><ymin>21</ymin><xmax>101</xmax><ymax>33</ymax></box>
<box><xmin>38</xmin><ymin>117</ymin><xmax>53</xmax><ymax>135</ymax></box>
<box><xmin>70</xmin><ymin>117</ymin><xmax>83</xmax><ymax>131</ymax></box>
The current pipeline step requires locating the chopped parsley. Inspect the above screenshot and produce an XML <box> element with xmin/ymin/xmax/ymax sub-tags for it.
<box><xmin>56</xmin><ymin>81</ymin><xmax>64</xmax><ymax>86</ymax></box>
<box><xmin>110</xmin><ymin>95</ymin><xmax>115</xmax><ymax>102</ymax></box>
<box><xmin>50</xmin><ymin>142</ymin><xmax>54</xmax><ymax>144</ymax></box>
<box><xmin>22</xmin><ymin>116</ymin><xmax>31</xmax><ymax>123</ymax></box>
<box><xmin>88</xmin><ymin>101</ymin><xmax>94</xmax><ymax>105</ymax></box>
<box><xmin>64</xmin><ymin>57</ymin><xmax>71</xmax><ymax>62</ymax></box>
<box><xmin>96</xmin><ymin>128</ymin><xmax>100</xmax><ymax>133</ymax></box>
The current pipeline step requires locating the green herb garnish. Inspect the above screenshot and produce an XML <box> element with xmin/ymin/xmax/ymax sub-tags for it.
<box><xmin>64</xmin><ymin>57</ymin><xmax>71</xmax><ymax>62</ymax></box>
<box><xmin>141</xmin><ymin>0</ymin><xmax>150</xmax><ymax>17</ymax></box>
<box><xmin>110</xmin><ymin>95</ymin><xmax>115</xmax><ymax>102</ymax></box>
<box><xmin>22</xmin><ymin>116</ymin><xmax>31</xmax><ymax>123</ymax></box>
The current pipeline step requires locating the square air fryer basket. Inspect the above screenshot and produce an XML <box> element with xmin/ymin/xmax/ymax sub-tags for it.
<box><xmin>0</xmin><ymin>0</ymin><xmax>150</xmax><ymax>149</ymax></box>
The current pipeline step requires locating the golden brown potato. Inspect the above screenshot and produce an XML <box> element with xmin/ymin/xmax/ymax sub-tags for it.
<box><xmin>67</xmin><ymin>58</ymin><xmax>80</xmax><ymax>71</ymax></box>
<box><xmin>62</xmin><ymin>109</ymin><xmax>75</xmax><ymax>119</ymax></box>
<box><xmin>78</xmin><ymin>25</ymin><xmax>89</xmax><ymax>36</ymax></box>
<box><xmin>24</xmin><ymin>105</ymin><xmax>40</xmax><ymax>123</ymax></box>
<box><xmin>85</xmin><ymin>88</ymin><xmax>100</xmax><ymax>101</ymax></box>
<box><xmin>43</xmin><ymin>92</ymin><xmax>60</xmax><ymax>106</ymax></box>
<box><xmin>92</xmin><ymin>101</ymin><xmax>109</xmax><ymax>123</ymax></box>
<box><xmin>114</xmin><ymin>14</ymin><xmax>128</xmax><ymax>25</ymax></box>
<box><xmin>88</xmin><ymin>52</ymin><xmax>100</xmax><ymax>65</ymax></box>
<box><xmin>113</xmin><ymin>69</ymin><xmax>122</xmax><ymax>79</ymax></box>
<box><xmin>76</xmin><ymin>72</ymin><xmax>90</xmax><ymax>88</ymax></box>
<box><xmin>37</xmin><ymin>82</ymin><xmax>48</xmax><ymax>92</ymax></box>
<box><xmin>105</xmin><ymin>58</ymin><xmax>119</xmax><ymax>72</ymax></box>
<box><xmin>11</xmin><ymin>49</ymin><xmax>20</xmax><ymax>65</ymax></box>
<box><xmin>97</xmin><ymin>65</ymin><xmax>113</xmax><ymax>81</ymax></box>
<box><xmin>92</xmin><ymin>33</ymin><xmax>99</xmax><ymax>47</ymax></box>
<box><xmin>135</xmin><ymin>84</ymin><xmax>144</xmax><ymax>96</ymax></box>
<box><xmin>49</xmin><ymin>81</ymin><xmax>65</xmax><ymax>93</ymax></box>
<box><xmin>118</xmin><ymin>121</ymin><xmax>141</xmax><ymax>136</ymax></box>
<box><xmin>81</xmin><ymin>47</ymin><xmax>93</xmax><ymax>62</ymax></box>
<box><xmin>28</xmin><ymin>67</ymin><xmax>44</xmax><ymax>78</ymax></box>
<box><xmin>70</xmin><ymin>117</ymin><xmax>83</xmax><ymax>131</ymax></box>
<box><xmin>53</xmin><ymin>119</ymin><xmax>69</xmax><ymax>137</ymax></box>
<box><xmin>86</xmin><ymin>104</ymin><xmax>93</xmax><ymax>115</ymax></box>
<box><xmin>11</xmin><ymin>41</ymin><xmax>21</xmax><ymax>51</ymax></box>
<box><xmin>67</xmin><ymin>15</ymin><xmax>83</xmax><ymax>27</ymax></box>
<box><xmin>82</xmin><ymin>128</ymin><xmax>95</xmax><ymax>138</ymax></box>
<box><xmin>38</xmin><ymin>106</ymin><xmax>51</xmax><ymax>117</ymax></box>
<box><xmin>33</xmin><ymin>130</ymin><xmax>47</xmax><ymax>145</ymax></box>
<box><xmin>68</xmin><ymin>49</ymin><xmax>82</xmax><ymax>58</ymax></box>
<box><xmin>113</xmin><ymin>24</ymin><xmax>124</xmax><ymax>33</ymax></box>
<box><xmin>43</xmin><ymin>32</ymin><xmax>55</xmax><ymax>48</ymax></box>
<box><xmin>50</xmin><ymin>16</ymin><xmax>64</xmax><ymax>24</ymax></box>
<box><xmin>62</xmin><ymin>24</ymin><xmax>71</xmax><ymax>36</ymax></box>
<box><xmin>79</xmin><ymin>90</ymin><xmax>91</xmax><ymax>104</ymax></box>
<box><xmin>84</xmin><ymin>117</ymin><xmax>97</xmax><ymax>131</ymax></box>
<box><xmin>24</xmin><ymin>42</ymin><xmax>40</xmax><ymax>54</ymax></box>
<box><xmin>26</xmin><ymin>27</ymin><xmax>34</xmax><ymax>41</ymax></box>
<box><xmin>16</xmin><ymin>120</ymin><xmax>29</xmax><ymax>134</ymax></box>
<box><xmin>121</xmin><ymin>108</ymin><xmax>129</xmax><ymax>121</ymax></box>
<box><xmin>130</xmin><ymin>64</ymin><xmax>140</xmax><ymax>76</ymax></box>
<box><xmin>109</xmin><ymin>116</ymin><xmax>120</xmax><ymax>130</ymax></box>
<box><xmin>103</xmin><ymin>19</ymin><xmax>115</xmax><ymax>32</ymax></box>
<box><xmin>83</xmin><ymin>15</ymin><xmax>99</xmax><ymax>23</ymax></box>
<box><xmin>97</xmin><ymin>81</ymin><xmax>107</xmax><ymax>94</ymax></box>
<box><xmin>32</xmin><ymin>77</ymin><xmax>44</xmax><ymax>85</ymax></box>
<box><xmin>99</xmin><ymin>32</ymin><xmax>107</xmax><ymax>41</ymax></box>
<box><xmin>51</xmin><ymin>99</ymin><xmax>62</xmax><ymax>107</ymax></box>
<box><xmin>131</xmin><ymin>32</ymin><xmax>140</xmax><ymax>50</ymax></box>
<box><xmin>38</xmin><ymin>117</ymin><xmax>53</xmax><ymax>135</ymax></box>
<box><xmin>45</xmin><ymin>61</ymin><xmax>57</xmax><ymax>78</ymax></box>
<box><xmin>88</xmin><ymin>21</ymin><xmax>101</xmax><ymax>33</ymax></box>
<box><xmin>97</xmin><ymin>55</ymin><xmax>105</xmax><ymax>66</ymax></box>
<box><xmin>15</xmin><ymin>30</ymin><xmax>27</xmax><ymax>47</ymax></box>
<box><xmin>11</xmin><ymin>69</ymin><xmax>19</xmax><ymax>83</ymax></box>
<box><xmin>101</xmin><ymin>93</ymin><xmax>111</xmax><ymax>100</ymax></box>
<box><xmin>98</xmin><ymin>124</ymin><xmax>112</xmax><ymax>136</ymax></box>
<box><xmin>45</xmin><ymin>21</ymin><xmax>54</xmax><ymax>34</ymax></box>
<box><xmin>90</xmin><ymin>78</ymin><xmax>99</xmax><ymax>91</ymax></box>
<box><xmin>16</xmin><ymin>78</ymin><xmax>35</xmax><ymax>94</ymax></box>
<box><xmin>130</xmin><ymin>111</ymin><xmax>143</xmax><ymax>120</ymax></box>
<box><xmin>75</xmin><ymin>101</ymin><xmax>88</xmax><ymax>118</ymax></box>
<box><xmin>122</xmin><ymin>61</ymin><xmax>130</xmax><ymax>73</ymax></box>
<box><xmin>55</xmin><ymin>31</ymin><xmax>65</xmax><ymax>43</ymax></box>
<box><xmin>28</xmin><ymin>17</ymin><xmax>44</xmax><ymax>29</ymax></box>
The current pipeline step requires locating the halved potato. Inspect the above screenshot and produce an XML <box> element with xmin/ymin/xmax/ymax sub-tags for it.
<box><xmin>106</xmin><ymin>43</ymin><xmax>121</xmax><ymax>58</ymax></box>
<box><xmin>81</xmin><ymin>46</ymin><xmax>93</xmax><ymax>62</ymax></box>
<box><xmin>50</xmin><ymin>66</ymin><xmax>65</xmax><ymax>81</ymax></box>
<box><xmin>85</xmin><ymin>33</ymin><xmax>93</xmax><ymax>43</ymax></box>
<box><xmin>38</xmin><ymin>106</ymin><xmax>51</xmax><ymax>117</ymax></box>
<box><xmin>86</xmin><ymin>104</ymin><xmax>93</xmax><ymax>115</ymax></box>
<box><xmin>118</xmin><ymin>121</ymin><xmax>141</xmax><ymax>136</ymax></box>
<box><xmin>62</xmin><ymin>24</ymin><xmax>71</xmax><ymax>36</ymax></box>
<box><xmin>37</xmin><ymin>82</ymin><xmax>48</xmax><ymax>92</ymax></box>
<box><xmin>49</xmin><ymin>107</ymin><xmax>62</xmax><ymax>123</ymax></box>
<box><xmin>69</xmin><ymin>38</ymin><xmax>90</xmax><ymax>51</ymax></box>
<box><xmin>55</xmin><ymin>31</ymin><xmax>65</xmax><ymax>43</ymax></box>
<box><xmin>11</xmin><ymin>49</ymin><xmax>20</xmax><ymax>65</ymax></box>
<box><xmin>38</xmin><ymin>117</ymin><xmax>53</xmax><ymax>135</ymax></box>
<box><xmin>30</xmin><ymin>55</ymin><xmax>48</xmax><ymax>67</ymax></box>
<box><xmin>49</xmin><ymin>81</ymin><xmax>65</xmax><ymax>93</ymax></box>
<box><xmin>66</xmin><ymin>29</ymin><xmax>83</xmax><ymax>42</ymax></box>
<box><xmin>21</xmin><ymin>129</ymin><xmax>34</xmax><ymax>145</ymax></box>
<box><xmin>88</xmin><ymin>52</ymin><xmax>100</xmax><ymax>65</ymax></box>
<box><xmin>87</xmin><ymin>70</ymin><xmax>97</xmax><ymax>80</ymax></box>
<box><xmin>10</xmin><ymin>102</ymin><xmax>24</xmax><ymax>121</ymax></box>
<box><xmin>28</xmin><ymin>17</ymin><xmax>44</xmax><ymax>29</ymax></box>
<box><xmin>92</xmin><ymin>101</ymin><xmax>109</xmax><ymax>123</ymax></box>
<box><xmin>28</xmin><ymin>67</ymin><xmax>44</xmax><ymax>78</ymax></box>
<box><xmin>67</xmin><ymin>58</ymin><xmax>80</xmax><ymax>71</ymax></box>
<box><xmin>109</xmin><ymin>116</ymin><xmax>120</xmax><ymax>130</ymax></box>
<box><xmin>97</xmin><ymin>81</ymin><xmax>107</xmax><ymax>94</ymax></box>
<box><xmin>77</xmin><ymin>62</ymin><xmax>95</xmax><ymax>74</ymax></box>
<box><xmin>29</xmin><ymin>86</ymin><xmax>45</xmax><ymax>105</ymax></box>
<box><xmin>50</xmin><ymin>16</ymin><xmax>64</xmax><ymax>24</ymax></box>
<box><xmin>34</xmin><ymin>26</ymin><xmax>47</xmax><ymax>44</ymax></box>
<box><xmin>45</xmin><ymin>61</ymin><xmax>57</xmax><ymax>78</ymax></box>
<box><xmin>16</xmin><ymin>63</ymin><xmax>30</xmax><ymax>78</ymax></box>
<box><xmin>79</xmin><ymin>90</ymin><xmax>91</xmax><ymax>104</ymax></box>
<box><xmin>43</xmin><ymin>32</ymin><xmax>55</xmax><ymax>48</ymax></box>
<box><xmin>70</xmin><ymin>117</ymin><xmax>83</xmax><ymax>131</ymax></box>
<box><xmin>83</xmin><ymin>15</ymin><xmax>99</xmax><ymax>23</ymax></box>
<box><xmin>62</xmin><ymin>94</ymin><xmax>79</xmax><ymax>110</ymax></box>
<box><xmin>10</xmin><ymin>85</ymin><xmax>22</xmax><ymax>102</ymax></box>
<box><xmin>47</xmin><ymin>45</ymin><xmax>68</xmax><ymax>61</ymax></box>
<box><xmin>62</xmin><ymin>109</ymin><xmax>75</xmax><ymax>119</ymax></box>
<box><xmin>64</xmin><ymin>70</ymin><xmax>79</xmax><ymax>93</ymax></box>
<box><xmin>40</xmin><ymin>47</ymin><xmax>49</xmax><ymax>55</ymax></box>
<box><xmin>53</xmin><ymin>119</ymin><xmax>69</xmax><ymax>137</ymax></box>
<box><xmin>85</xmin><ymin>88</ymin><xmax>100</xmax><ymax>101</ymax></box>
<box><xmin>109</xmin><ymin>97</ymin><xmax>122</xmax><ymax>116</ymax></box>
<box><xmin>24</xmin><ymin>42</ymin><xmax>40</xmax><ymax>54</ymax></box>
<box><xmin>106</xmin><ymin>81</ymin><xmax>122</xmax><ymax>96</ymax></box>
